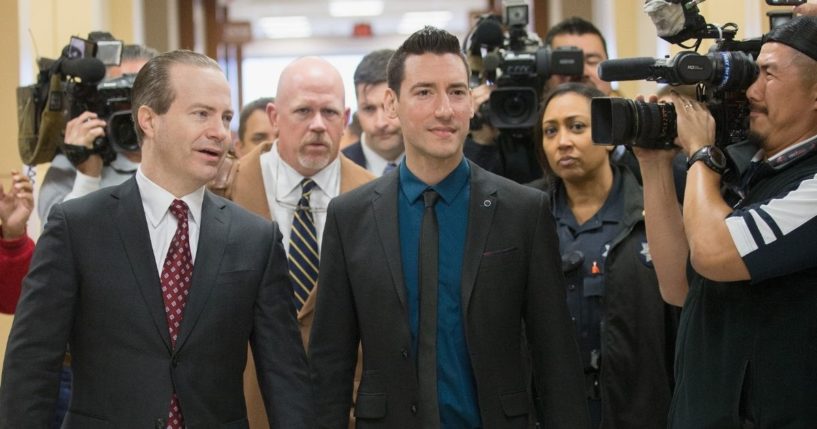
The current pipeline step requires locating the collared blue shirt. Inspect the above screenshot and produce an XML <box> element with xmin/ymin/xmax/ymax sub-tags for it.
<box><xmin>398</xmin><ymin>158</ymin><xmax>481</xmax><ymax>428</ymax></box>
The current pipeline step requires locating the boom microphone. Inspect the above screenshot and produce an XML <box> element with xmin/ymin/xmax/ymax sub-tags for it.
<box><xmin>598</xmin><ymin>57</ymin><xmax>660</xmax><ymax>82</ymax></box>
<box><xmin>59</xmin><ymin>57</ymin><xmax>107</xmax><ymax>84</ymax></box>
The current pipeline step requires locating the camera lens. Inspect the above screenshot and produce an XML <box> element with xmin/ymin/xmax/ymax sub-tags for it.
<box><xmin>634</xmin><ymin>101</ymin><xmax>677</xmax><ymax>147</ymax></box>
<box><xmin>107</xmin><ymin>111</ymin><xmax>139</xmax><ymax>152</ymax></box>
<box><xmin>591</xmin><ymin>97</ymin><xmax>677</xmax><ymax>149</ymax></box>
<box><xmin>502</xmin><ymin>94</ymin><xmax>529</xmax><ymax>120</ymax></box>
<box><xmin>488</xmin><ymin>87</ymin><xmax>539</xmax><ymax>129</ymax></box>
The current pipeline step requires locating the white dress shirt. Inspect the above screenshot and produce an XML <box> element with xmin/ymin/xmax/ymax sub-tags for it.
<box><xmin>135</xmin><ymin>168</ymin><xmax>205</xmax><ymax>274</ymax></box>
<box><xmin>259</xmin><ymin>141</ymin><xmax>340</xmax><ymax>254</ymax></box>
<box><xmin>361</xmin><ymin>132</ymin><xmax>404</xmax><ymax>177</ymax></box>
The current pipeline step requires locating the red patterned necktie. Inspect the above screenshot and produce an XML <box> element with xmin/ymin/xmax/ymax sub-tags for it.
<box><xmin>161</xmin><ymin>199</ymin><xmax>193</xmax><ymax>429</ymax></box>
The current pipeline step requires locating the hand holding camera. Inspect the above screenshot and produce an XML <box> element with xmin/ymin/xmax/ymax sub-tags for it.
<box><xmin>64</xmin><ymin>111</ymin><xmax>106</xmax><ymax>177</ymax></box>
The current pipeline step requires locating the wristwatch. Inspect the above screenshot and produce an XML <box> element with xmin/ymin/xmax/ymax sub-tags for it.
<box><xmin>687</xmin><ymin>145</ymin><xmax>727</xmax><ymax>175</ymax></box>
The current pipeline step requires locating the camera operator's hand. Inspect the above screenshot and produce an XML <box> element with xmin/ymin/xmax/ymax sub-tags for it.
<box><xmin>64</xmin><ymin>111</ymin><xmax>106</xmax><ymax>177</ymax></box>
<box><xmin>631</xmin><ymin>94</ymin><xmax>690</xmax><ymax>306</ymax></box>
<box><xmin>794</xmin><ymin>2</ymin><xmax>817</xmax><ymax>17</ymax></box>
<box><xmin>670</xmin><ymin>91</ymin><xmax>716</xmax><ymax>158</ymax></box>
<box><xmin>471</xmin><ymin>83</ymin><xmax>492</xmax><ymax>111</ymax></box>
<box><xmin>0</xmin><ymin>171</ymin><xmax>34</xmax><ymax>240</ymax></box>
<box><xmin>470</xmin><ymin>83</ymin><xmax>499</xmax><ymax>146</ymax></box>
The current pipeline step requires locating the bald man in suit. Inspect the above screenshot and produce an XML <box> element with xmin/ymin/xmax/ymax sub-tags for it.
<box><xmin>225</xmin><ymin>56</ymin><xmax>373</xmax><ymax>428</ymax></box>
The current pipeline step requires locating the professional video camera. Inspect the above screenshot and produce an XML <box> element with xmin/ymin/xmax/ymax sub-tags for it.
<box><xmin>590</xmin><ymin>0</ymin><xmax>769</xmax><ymax>150</ymax></box>
<box><xmin>466</xmin><ymin>0</ymin><xmax>583</xmax><ymax>130</ymax></box>
<box><xmin>17</xmin><ymin>32</ymin><xmax>135</xmax><ymax>166</ymax></box>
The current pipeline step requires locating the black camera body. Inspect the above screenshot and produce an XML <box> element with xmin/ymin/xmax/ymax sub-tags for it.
<box><xmin>468</xmin><ymin>1</ymin><xmax>583</xmax><ymax>130</ymax></box>
<box><xmin>592</xmin><ymin>3</ymin><xmax>760</xmax><ymax>150</ymax></box>
<box><xmin>65</xmin><ymin>73</ymin><xmax>138</xmax><ymax>164</ymax></box>
<box><xmin>16</xmin><ymin>32</ymin><xmax>134</xmax><ymax>166</ymax></box>
<box><xmin>485</xmin><ymin>46</ymin><xmax>583</xmax><ymax>129</ymax></box>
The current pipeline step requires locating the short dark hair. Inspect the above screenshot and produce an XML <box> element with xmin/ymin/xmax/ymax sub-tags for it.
<box><xmin>534</xmin><ymin>82</ymin><xmax>607</xmax><ymax>178</ymax></box>
<box><xmin>354</xmin><ymin>49</ymin><xmax>395</xmax><ymax>88</ymax></box>
<box><xmin>131</xmin><ymin>50</ymin><xmax>222</xmax><ymax>142</ymax></box>
<box><xmin>387</xmin><ymin>26</ymin><xmax>468</xmax><ymax>96</ymax></box>
<box><xmin>544</xmin><ymin>17</ymin><xmax>608</xmax><ymax>59</ymax></box>
<box><xmin>238</xmin><ymin>97</ymin><xmax>274</xmax><ymax>142</ymax></box>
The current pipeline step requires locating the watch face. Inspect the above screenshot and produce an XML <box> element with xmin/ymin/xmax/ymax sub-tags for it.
<box><xmin>708</xmin><ymin>146</ymin><xmax>727</xmax><ymax>168</ymax></box>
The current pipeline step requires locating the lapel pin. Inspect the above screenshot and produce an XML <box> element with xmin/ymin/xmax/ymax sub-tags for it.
<box><xmin>483</xmin><ymin>199</ymin><xmax>492</xmax><ymax>207</ymax></box>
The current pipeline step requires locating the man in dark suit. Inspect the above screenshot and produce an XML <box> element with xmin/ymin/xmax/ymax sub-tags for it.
<box><xmin>0</xmin><ymin>50</ymin><xmax>312</xmax><ymax>428</ymax></box>
<box><xmin>309</xmin><ymin>27</ymin><xmax>589</xmax><ymax>429</ymax></box>
<box><xmin>341</xmin><ymin>49</ymin><xmax>404</xmax><ymax>177</ymax></box>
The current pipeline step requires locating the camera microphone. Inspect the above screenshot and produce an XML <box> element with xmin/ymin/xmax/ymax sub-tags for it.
<box><xmin>59</xmin><ymin>57</ymin><xmax>107</xmax><ymax>84</ymax></box>
<box><xmin>470</xmin><ymin>16</ymin><xmax>504</xmax><ymax>53</ymax></box>
<box><xmin>598</xmin><ymin>57</ymin><xmax>659</xmax><ymax>82</ymax></box>
<box><xmin>467</xmin><ymin>16</ymin><xmax>503</xmax><ymax>85</ymax></box>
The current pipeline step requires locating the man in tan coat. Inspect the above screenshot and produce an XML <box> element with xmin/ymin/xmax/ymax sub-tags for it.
<box><xmin>225</xmin><ymin>57</ymin><xmax>374</xmax><ymax>428</ymax></box>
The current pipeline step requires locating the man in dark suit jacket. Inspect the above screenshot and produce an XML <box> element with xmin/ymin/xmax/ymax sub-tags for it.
<box><xmin>0</xmin><ymin>50</ymin><xmax>311</xmax><ymax>428</ymax></box>
<box><xmin>341</xmin><ymin>49</ymin><xmax>404</xmax><ymax>177</ymax></box>
<box><xmin>309</xmin><ymin>27</ymin><xmax>589</xmax><ymax>429</ymax></box>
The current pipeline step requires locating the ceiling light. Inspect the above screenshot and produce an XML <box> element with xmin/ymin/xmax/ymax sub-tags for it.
<box><xmin>329</xmin><ymin>1</ymin><xmax>384</xmax><ymax>18</ymax></box>
<box><xmin>398</xmin><ymin>11</ymin><xmax>453</xmax><ymax>34</ymax></box>
<box><xmin>257</xmin><ymin>16</ymin><xmax>312</xmax><ymax>39</ymax></box>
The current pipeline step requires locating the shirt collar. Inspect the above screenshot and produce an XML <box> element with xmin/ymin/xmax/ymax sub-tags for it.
<box><xmin>552</xmin><ymin>167</ymin><xmax>623</xmax><ymax>225</ymax></box>
<box><xmin>361</xmin><ymin>133</ymin><xmax>404</xmax><ymax>174</ymax></box>
<box><xmin>135</xmin><ymin>167</ymin><xmax>205</xmax><ymax>228</ymax></box>
<box><xmin>399</xmin><ymin>158</ymin><xmax>470</xmax><ymax>205</ymax></box>
<box><xmin>763</xmin><ymin>133</ymin><xmax>817</xmax><ymax>168</ymax></box>
<box><xmin>272</xmin><ymin>140</ymin><xmax>341</xmax><ymax>199</ymax></box>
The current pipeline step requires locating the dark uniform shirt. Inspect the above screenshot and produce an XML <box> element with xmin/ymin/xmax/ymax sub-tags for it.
<box><xmin>551</xmin><ymin>169</ymin><xmax>624</xmax><ymax>426</ymax></box>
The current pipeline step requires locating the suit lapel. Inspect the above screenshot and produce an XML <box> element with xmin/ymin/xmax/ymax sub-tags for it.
<box><xmin>113</xmin><ymin>178</ymin><xmax>172</xmax><ymax>351</ymax></box>
<box><xmin>460</xmin><ymin>163</ymin><xmax>497</xmax><ymax>315</ymax></box>
<box><xmin>175</xmin><ymin>192</ymin><xmax>229</xmax><ymax>350</ymax></box>
<box><xmin>372</xmin><ymin>173</ymin><xmax>408</xmax><ymax>312</ymax></box>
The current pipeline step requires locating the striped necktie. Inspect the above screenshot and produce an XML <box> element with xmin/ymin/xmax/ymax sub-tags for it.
<box><xmin>288</xmin><ymin>178</ymin><xmax>319</xmax><ymax>311</ymax></box>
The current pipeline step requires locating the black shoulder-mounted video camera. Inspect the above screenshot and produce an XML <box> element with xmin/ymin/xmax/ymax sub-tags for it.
<box><xmin>17</xmin><ymin>32</ymin><xmax>138</xmax><ymax>166</ymax></box>
<box><xmin>591</xmin><ymin>0</ymin><xmax>799</xmax><ymax>151</ymax></box>
<box><xmin>466</xmin><ymin>0</ymin><xmax>583</xmax><ymax>130</ymax></box>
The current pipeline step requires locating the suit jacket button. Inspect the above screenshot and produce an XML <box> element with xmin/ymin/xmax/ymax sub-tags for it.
<box><xmin>411</xmin><ymin>404</ymin><xmax>417</xmax><ymax>414</ymax></box>
<box><xmin>155</xmin><ymin>418</ymin><xmax>165</xmax><ymax>428</ymax></box>
<box><xmin>171</xmin><ymin>355</ymin><xmax>179</xmax><ymax>368</ymax></box>
<box><xmin>401</xmin><ymin>349</ymin><xmax>408</xmax><ymax>359</ymax></box>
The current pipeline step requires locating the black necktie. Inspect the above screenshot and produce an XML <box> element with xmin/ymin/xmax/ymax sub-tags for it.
<box><xmin>418</xmin><ymin>189</ymin><xmax>440</xmax><ymax>428</ymax></box>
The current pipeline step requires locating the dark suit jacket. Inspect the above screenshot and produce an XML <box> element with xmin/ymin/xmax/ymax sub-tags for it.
<box><xmin>0</xmin><ymin>178</ymin><xmax>312</xmax><ymax>429</ymax></box>
<box><xmin>309</xmin><ymin>161</ymin><xmax>590</xmax><ymax>429</ymax></box>
<box><xmin>341</xmin><ymin>141</ymin><xmax>366</xmax><ymax>169</ymax></box>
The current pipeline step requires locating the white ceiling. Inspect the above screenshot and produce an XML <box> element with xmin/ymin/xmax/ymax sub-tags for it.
<box><xmin>225</xmin><ymin>0</ymin><xmax>490</xmax><ymax>40</ymax></box>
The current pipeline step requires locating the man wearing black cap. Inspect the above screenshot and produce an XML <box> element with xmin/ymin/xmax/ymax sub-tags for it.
<box><xmin>635</xmin><ymin>16</ymin><xmax>817</xmax><ymax>428</ymax></box>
